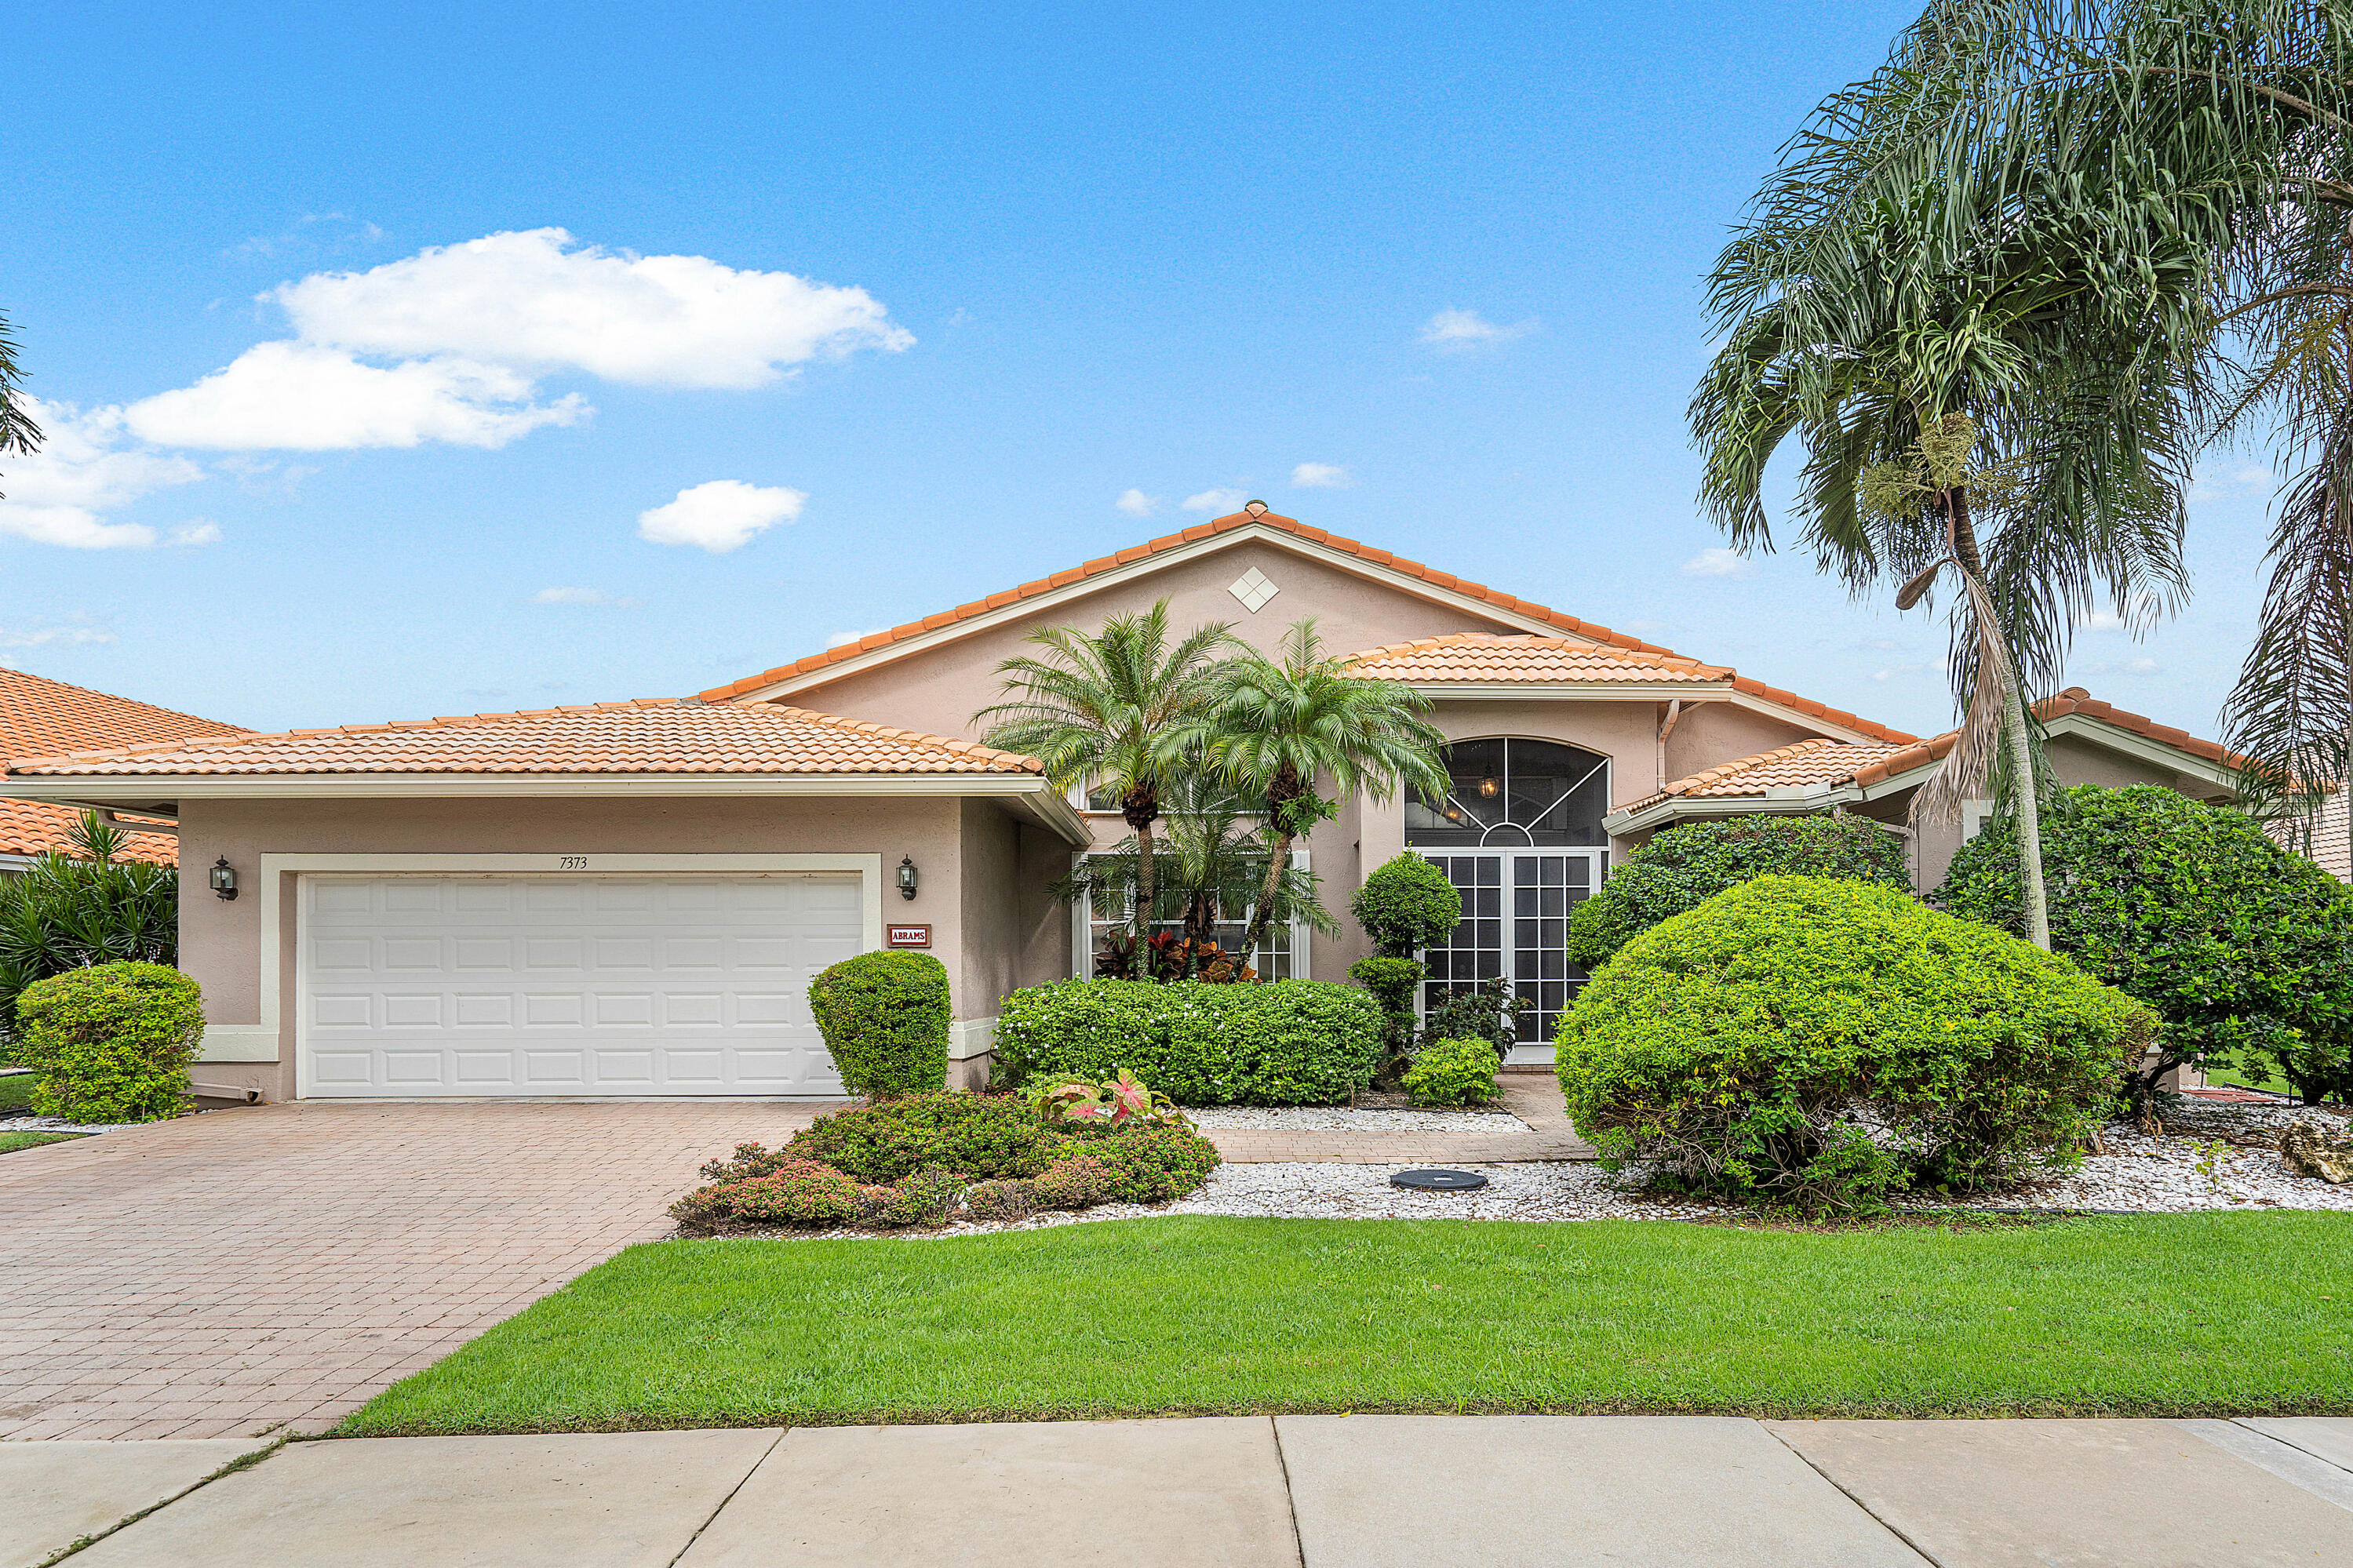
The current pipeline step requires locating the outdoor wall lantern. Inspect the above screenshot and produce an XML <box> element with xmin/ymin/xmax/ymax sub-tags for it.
<box><xmin>897</xmin><ymin>855</ymin><xmax>920</xmax><ymax>900</ymax></box>
<box><xmin>209</xmin><ymin>857</ymin><xmax>239</xmax><ymax>901</ymax></box>
<box><xmin>1477</xmin><ymin>762</ymin><xmax>1500</xmax><ymax>799</ymax></box>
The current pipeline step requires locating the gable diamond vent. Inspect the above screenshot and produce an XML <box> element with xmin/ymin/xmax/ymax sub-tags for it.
<box><xmin>1229</xmin><ymin>567</ymin><xmax>1280</xmax><ymax>613</ymax></box>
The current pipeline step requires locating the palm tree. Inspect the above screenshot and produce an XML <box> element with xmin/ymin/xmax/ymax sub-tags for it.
<box><xmin>0</xmin><ymin>308</ymin><xmax>42</xmax><ymax>497</ymax></box>
<box><xmin>1206</xmin><ymin>619</ymin><xmax>1450</xmax><ymax>962</ymax></box>
<box><xmin>1692</xmin><ymin>27</ymin><xmax>2207</xmax><ymax>946</ymax></box>
<box><xmin>974</xmin><ymin>602</ymin><xmax>1233</xmax><ymax>944</ymax></box>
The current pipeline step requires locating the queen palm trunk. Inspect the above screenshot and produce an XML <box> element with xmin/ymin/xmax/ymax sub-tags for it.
<box><xmin>1950</xmin><ymin>489</ymin><xmax>2052</xmax><ymax>950</ymax></box>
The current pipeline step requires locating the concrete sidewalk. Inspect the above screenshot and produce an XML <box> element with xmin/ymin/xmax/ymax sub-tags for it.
<box><xmin>6</xmin><ymin>1415</ymin><xmax>2350</xmax><ymax>1567</ymax></box>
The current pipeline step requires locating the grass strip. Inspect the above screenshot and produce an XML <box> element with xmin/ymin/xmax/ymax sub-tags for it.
<box><xmin>344</xmin><ymin>1211</ymin><xmax>2353</xmax><ymax>1435</ymax></box>
<box><xmin>0</xmin><ymin>1131</ymin><xmax>86</xmax><ymax>1156</ymax></box>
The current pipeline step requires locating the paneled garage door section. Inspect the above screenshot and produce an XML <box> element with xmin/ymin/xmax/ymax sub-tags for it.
<box><xmin>300</xmin><ymin>875</ymin><xmax>865</xmax><ymax>1097</ymax></box>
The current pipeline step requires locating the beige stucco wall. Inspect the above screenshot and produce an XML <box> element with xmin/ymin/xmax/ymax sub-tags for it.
<box><xmin>1662</xmin><ymin>700</ymin><xmax>1826</xmax><ymax>788</ymax></box>
<box><xmin>177</xmin><ymin>793</ymin><xmax>1000</xmax><ymax>1100</ymax></box>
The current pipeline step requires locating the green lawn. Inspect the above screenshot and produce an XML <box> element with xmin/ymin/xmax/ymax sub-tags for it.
<box><xmin>0</xmin><ymin>1130</ymin><xmax>85</xmax><ymax>1155</ymax></box>
<box><xmin>0</xmin><ymin>1073</ymin><xmax>33</xmax><ymax>1115</ymax></box>
<box><xmin>344</xmin><ymin>1212</ymin><xmax>2353</xmax><ymax>1436</ymax></box>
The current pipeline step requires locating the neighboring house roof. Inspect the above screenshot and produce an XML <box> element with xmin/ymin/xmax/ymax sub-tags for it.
<box><xmin>1606</xmin><ymin>686</ymin><xmax>2249</xmax><ymax>834</ymax></box>
<box><xmin>1345</xmin><ymin>632</ymin><xmax>1731</xmax><ymax>686</ymax></box>
<box><xmin>698</xmin><ymin>507</ymin><xmax>1923</xmax><ymax>745</ymax></box>
<box><xmin>2297</xmin><ymin>790</ymin><xmax>2351</xmax><ymax>881</ymax></box>
<box><xmin>0</xmin><ymin>666</ymin><xmax>245</xmax><ymax>867</ymax></box>
<box><xmin>6</xmin><ymin>700</ymin><xmax>1044</xmax><ymax>778</ymax></box>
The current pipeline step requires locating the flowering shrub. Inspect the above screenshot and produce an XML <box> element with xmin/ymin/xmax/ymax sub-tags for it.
<box><xmin>992</xmin><ymin>979</ymin><xmax>1382</xmax><ymax>1104</ymax></box>
<box><xmin>670</xmin><ymin>1159</ymin><xmax>864</xmax><ymax>1233</ymax></box>
<box><xmin>1403</xmin><ymin>1035</ymin><xmax>1501</xmax><ymax>1107</ymax></box>
<box><xmin>785</xmin><ymin>1092</ymin><xmax>1061</xmax><ymax>1182</ymax></box>
<box><xmin>1032</xmin><ymin>1156</ymin><xmax>1114</xmax><ymax>1209</ymax></box>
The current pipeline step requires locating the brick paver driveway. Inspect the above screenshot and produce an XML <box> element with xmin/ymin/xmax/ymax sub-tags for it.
<box><xmin>0</xmin><ymin>1101</ymin><xmax>830</xmax><ymax>1441</ymax></box>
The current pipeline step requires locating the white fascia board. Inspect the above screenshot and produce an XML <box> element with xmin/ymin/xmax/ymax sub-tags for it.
<box><xmin>1601</xmin><ymin>788</ymin><xmax>1859</xmax><ymax>837</ymax></box>
<box><xmin>1411</xmin><ymin>682</ymin><xmax>1735</xmax><ymax>702</ymax></box>
<box><xmin>732</xmin><ymin>524</ymin><xmax>1604</xmax><ymax>704</ymax></box>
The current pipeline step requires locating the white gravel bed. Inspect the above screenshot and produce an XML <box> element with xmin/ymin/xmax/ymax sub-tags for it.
<box><xmin>1</xmin><ymin>1114</ymin><xmax>130</xmax><ymax>1136</ymax></box>
<box><xmin>1924</xmin><ymin>1104</ymin><xmax>2353</xmax><ymax>1215</ymax></box>
<box><xmin>1183</xmin><ymin>1105</ymin><xmax>1529</xmax><ymax>1133</ymax></box>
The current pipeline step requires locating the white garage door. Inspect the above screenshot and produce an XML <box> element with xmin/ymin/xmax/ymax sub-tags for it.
<box><xmin>299</xmin><ymin>875</ymin><xmax>865</xmax><ymax>1097</ymax></box>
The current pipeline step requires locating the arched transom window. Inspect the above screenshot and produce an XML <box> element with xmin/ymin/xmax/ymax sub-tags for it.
<box><xmin>1404</xmin><ymin>738</ymin><xmax>1611</xmax><ymax>847</ymax></box>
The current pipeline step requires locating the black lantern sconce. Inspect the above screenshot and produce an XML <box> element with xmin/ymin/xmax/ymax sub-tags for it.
<box><xmin>896</xmin><ymin>855</ymin><xmax>920</xmax><ymax>901</ymax></box>
<box><xmin>209</xmin><ymin>857</ymin><xmax>239</xmax><ymax>901</ymax></box>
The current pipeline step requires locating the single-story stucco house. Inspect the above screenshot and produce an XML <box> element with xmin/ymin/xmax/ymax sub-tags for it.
<box><xmin>2</xmin><ymin>504</ymin><xmax>2264</xmax><ymax>1100</ymax></box>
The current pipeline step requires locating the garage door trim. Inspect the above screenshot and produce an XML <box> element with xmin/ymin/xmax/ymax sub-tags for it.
<box><xmin>237</xmin><ymin>853</ymin><xmax>883</xmax><ymax>1093</ymax></box>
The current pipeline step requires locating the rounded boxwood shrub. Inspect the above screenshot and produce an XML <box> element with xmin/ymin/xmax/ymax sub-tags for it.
<box><xmin>807</xmin><ymin>950</ymin><xmax>950</xmax><ymax>1098</ymax></box>
<box><xmin>1936</xmin><ymin>784</ymin><xmax>2353</xmax><ymax>1107</ymax></box>
<box><xmin>1403</xmin><ymin>1035</ymin><xmax>1501</xmax><ymax>1107</ymax></box>
<box><xmin>1351</xmin><ymin>853</ymin><xmax>1461</xmax><ymax>956</ymax></box>
<box><xmin>1557</xmin><ymin>876</ymin><xmax>2154</xmax><ymax>1212</ymax></box>
<box><xmin>990</xmin><ymin>979</ymin><xmax>1383</xmax><ymax>1104</ymax></box>
<box><xmin>12</xmin><ymin>961</ymin><xmax>204</xmax><ymax>1123</ymax></box>
<box><xmin>1564</xmin><ymin>814</ymin><xmax>1910</xmax><ymax>970</ymax></box>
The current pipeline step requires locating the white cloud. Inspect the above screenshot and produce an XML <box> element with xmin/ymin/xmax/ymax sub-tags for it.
<box><xmin>1680</xmin><ymin>547</ymin><xmax>1754</xmax><ymax>578</ymax></box>
<box><xmin>271</xmin><ymin>228</ymin><xmax>912</xmax><ymax>390</ymax></box>
<box><xmin>827</xmin><ymin>627</ymin><xmax>891</xmax><ymax>648</ymax></box>
<box><xmin>531</xmin><ymin>586</ymin><xmax>641</xmax><ymax>606</ymax></box>
<box><xmin>1182</xmin><ymin>487</ymin><xmax>1248</xmax><ymax>514</ymax></box>
<box><xmin>0</xmin><ymin>623</ymin><xmax>115</xmax><ymax>649</ymax></box>
<box><xmin>1418</xmin><ymin>307</ymin><xmax>1538</xmax><ymax>350</ymax></box>
<box><xmin>1290</xmin><ymin>462</ymin><xmax>1353</xmax><ymax>489</ymax></box>
<box><xmin>2078</xmin><ymin>593</ymin><xmax>2159</xmax><ymax>633</ymax></box>
<box><xmin>636</xmin><ymin>479</ymin><xmax>807</xmax><ymax>553</ymax></box>
<box><xmin>169</xmin><ymin>521</ymin><xmax>221</xmax><ymax>546</ymax></box>
<box><xmin>122</xmin><ymin>342</ymin><xmax>587</xmax><ymax>451</ymax></box>
<box><xmin>1114</xmin><ymin>488</ymin><xmax>1160</xmax><ymax>518</ymax></box>
<box><xmin>0</xmin><ymin>398</ymin><xmax>202</xmax><ymax>549</ymax></box>
<box><xmin>2129</xmin><ymin>655</ymin><xmax>2159</xmax><ymax>672</ymax></box>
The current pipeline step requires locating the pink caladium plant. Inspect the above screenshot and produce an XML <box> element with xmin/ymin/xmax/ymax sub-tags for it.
<box><xmin>1031</xmin><ymin>1070</ymin><xmax>1185</xmax><ymax>1128</ymax></box>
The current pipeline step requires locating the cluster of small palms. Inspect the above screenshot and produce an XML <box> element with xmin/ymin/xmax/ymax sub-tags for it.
<box><xmin>974</xmin><ymin>600</ymin><xmax>1448</xmax><ymax>968</ymax></box>
<box><xmin>0</xmin><ymin>812</ymin><xmax>177</xmax><ymax>1039</ymax></box>
<box><xmin>1694</xmin><ymin>0</ymin><xmax>2353</xmax><ymax>937</ymax></box>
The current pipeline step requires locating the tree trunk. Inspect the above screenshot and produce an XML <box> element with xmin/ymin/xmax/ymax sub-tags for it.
<box><xmin>1134</xmin><ymin>821</ymin><xmax>1156</xmax><ymax>952</ymax></box>
<box><xmin>1949</xmin><ymin>490</ymin><xmax>2051</xmax><ymax>950</ymax></box>
<box><xmin>1237</xmin><ymin>831</ymin><xmax>1292</xmax><ymax>973</ymax></box>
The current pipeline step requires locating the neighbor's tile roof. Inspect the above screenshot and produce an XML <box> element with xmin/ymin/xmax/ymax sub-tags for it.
<box><xmin>696</xmin><ymin>508</ymin><xmax>1921</xmax><ymax>745</ymax></box>
<box><xmin>0</xmin><ymin>666</ymin><xmax>244</xmax><ymax>866</ymax></box>
<box><xmin>1344</xmin><ymin>633</ymin><xmax>1732</xmax><ymax>685</ymax></box>
<box><xmin>1843</xmin><ymin>688</ymin><xmax>2249</xmax><ymax>788</ymax></box>
<box><xmin>0</xmin><ymin>799</ymin><xmax>180</xmax><ymax>864</ymax></box>
<box><xmin>6</xmin><ymin>700</ymin><xmax>1043</xmax><ymax>778</ymax></box>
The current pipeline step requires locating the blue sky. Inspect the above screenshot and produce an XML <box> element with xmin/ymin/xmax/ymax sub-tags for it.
<box><xmin>0</xmin><ymin>1</ymin><xmax>2278</xmax><ymax>741</ymax></box>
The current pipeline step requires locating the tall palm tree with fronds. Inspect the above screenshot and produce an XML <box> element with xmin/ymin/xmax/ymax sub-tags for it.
<box><xmin>974</xmin><ymin>602</ymin><xmax>1233</xmax><ymax>944</ymax></box>
<box><xmin>1692</xmin><ymin>29</ymin><xmax>2206</xmax><ymax>945</ymax></box>
<box><xmin>0</xmin><ymin>308</ymin><xmax>42</xmax><ymax>497</ymax></box>
<box><xmin>1207</xmin><ymin>619</ymin><xmax>1450</xmax><ymax>963</ymax></box>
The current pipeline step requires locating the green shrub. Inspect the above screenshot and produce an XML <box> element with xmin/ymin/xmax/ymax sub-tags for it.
<box><xmin>1351</xmin><ymin>853</ymin><xmax>1461</xmax><ymax>956</ymax></box>
<box><xmin>12</xmin><ymin>962</ymin><xmax>203</xmax><ymax>1122</ymax></box>
<box><xmin>1565</xmin><ymin>815</ymin><xmax>1910</xmax><ymax>970</ymax></box>
<box><xmin>1075</xmin><ymin>1123</ymin><xmax>1223</xmax><ymax>1202</ymax></box>
<box><xmin>670</xmin><ymin>1159</ymin><xmax>865</xmax><ymax>1233</ymax></box>
<box><xmin>1404</xmin><ymin>1035</ymin><xmax>1501</xmax><ymax>1107</ymax></box>
<box><xmin>785</xmin><ymin>1092</ymin><xmax>1058</xmax><ymax>1183</ymax></box>
<box><xmin>807</xmin><ymin>951</ymin><xmax>951</xmax><ymax>1098</ymax></box>
<box><xmin>0</xmin><ymin>813</ymin><xmax>178</xmax><ymax>1038</ymax></box>
<box><xmin>991</xmin><ymin>979</ymin><xmax>1382</xmax><ymax>1104</ymax></box>
<box><xmin>1416</xmin><ymin>977</ymin><xmax>1527</xmax><ymax>1058</ymax></box>
<box><xmin>1347</xmin><ymin>955</ymin><xmax>1425</xmax><ymax>1082</ymax></box>
<box><xmin>1557</xmin><ymin>876</ymin><xmax>2154</xmax><ymax>1212</ymax></box>
<box><xmin>1936</xmin><ymin>784</ymin><xmax>2353</xmax><ymax>1107</ymax></box>
<box><xmin>1033</xmin><ymin>1156</ymin><xmax>1114</xmax><ymax>1209</ymax></box>
<box><xmin>962</xmin><ymin>1178</ymin><xmax>1040</xmax><ymax>1221</ymax></box>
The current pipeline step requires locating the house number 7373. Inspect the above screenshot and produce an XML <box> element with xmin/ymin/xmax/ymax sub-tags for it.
<box><xmin>556</xmin><ymin>856</ymin><xmax>588</xmax><ymax>870</ymax></box>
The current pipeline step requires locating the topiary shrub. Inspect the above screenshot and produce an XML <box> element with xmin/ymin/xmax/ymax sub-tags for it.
<box><xmin>1557</xmin><ymin>875</ymin><xmax>2154</xmax><ymax>1212</ymax></box>
<box><xmin>785</xmin><ymin>1091</ymin><xmax>1059</xmax><ymax>1182</ymax></box>
<box><xmin>1565</xmin><ymin>814</ymin><xmax>1910</xmax><ymax>970</ymax></box>
<box><xmin>1351</xmin><ymin>853</ymin><xmax>1462</xmax><ymax>956</ymax></box>
<box><xmin>807</xmin><ymin>950</ymin><xmax>951</xmax><ymax>1098</ymax></box>
<box><xmin>1936</xmin><ymin>784</ymin><xmax>2353</xmax><ymax>1108</ymax></box>
<box><xmin>12</xmin><ymin>962</ymin><xmax>203</xmax><ymax>1123</ymax></box>
<box><xmin>1404</xmin><ymin>1035</ymin><xmax>1501</xmax><ymax>1107</ymax></box>
<box><xmin>1347</xmin><ymin>955</ymin><xmax>1425</xmax><ymax>1083</ymax></box>
<box><xmin>990</xmin><ymin>979</ymin><xmax>1382</xmax><ymax>1104</ymax></box>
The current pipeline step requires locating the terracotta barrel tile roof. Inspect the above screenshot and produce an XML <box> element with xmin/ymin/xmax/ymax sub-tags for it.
<box><xmin>0</xmin><ymin>799</ymin><xmax>180</xmax><ymax>864</ymax></box>
<box><xmin>1343</xmin><ymin>633</ymin><xmax>1732</xmax><ymax>684</ymax></box>
<box><xmin>0</xmin><ymin>666</ymin><xmax>243</xmax><ymax>759</ymax></box>
<box><xmin>694</xmin><ymin>507</ymin><xmax>1922</xmax><ymax>745</ymax></box>
<box><xmin>1618</xmin><ymin>737</ymin><xmax>1916</xmax><ymax>813</ymax></box>
<box><xmin>7</xmin><ymin>700</ymin><xmax>1043</xmax><ymax>778</ymax></box>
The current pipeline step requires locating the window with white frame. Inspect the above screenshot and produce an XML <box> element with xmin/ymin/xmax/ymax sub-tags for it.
<box><xmin>1071</xmin><ymin>849</ymin><xmax>1308</xmax><ymax>980</ymax></box>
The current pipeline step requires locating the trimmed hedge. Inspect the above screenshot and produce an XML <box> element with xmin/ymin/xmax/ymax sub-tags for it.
<box><xmin>807</xmin><ymin>951</ymin><xmax>950</xmax><ymax>1098</ymax></box>
<box><xmin>1565</xmin><ymin>815</ymin><xmax>1910</xmax><ymax>970</ymax></box>
<box><xmin>1936</xmin><ymin>784</ymin><xmax>2353</xmax><ymax>1106</ymax></box>
<box><xmin>991</xmin><ymin>979</ymin><xmax>1384</xmax><ymax>1104</ymax></box>
<box><xmin>1404</xmin><ymin>1035</ymin><xmax>1502</xmax><ymax>1107</ymax></box>
<box><xmin>12</xmin><ymin>962</ymin><xmax>203</xmax><ymax>1123</ymax></box>
<box><xmin>1557</xmin><ymin>876</ymin><xmax>2154</xmax><ymax>1212</ymax></box>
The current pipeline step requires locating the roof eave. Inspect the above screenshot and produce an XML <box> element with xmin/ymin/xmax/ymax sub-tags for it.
<box><xmin>1602</xmin><ymin>784</ymin><xmax>1863</xmax><ymax>836</ymax></box>
<box><xmin>1402</xmin><ymin>681</ymin><xmax>1736</xmax><ymax>701</ymax></box>
<box><xmin>0</xmin><ymin>771</ymin><xmax>1057</xmax><ymax>804</ymax></box>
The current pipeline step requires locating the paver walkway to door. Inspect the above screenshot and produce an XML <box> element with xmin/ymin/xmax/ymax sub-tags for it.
<box><xmin>0</xmin><ymin>1101</ymin><xmax>832</xmax><ymax>1441</ymax></box>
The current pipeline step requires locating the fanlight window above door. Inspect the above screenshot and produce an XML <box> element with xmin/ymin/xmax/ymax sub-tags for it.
<box><xmin>1404</xmin><ymin>738</ymin><xmax>1610</xmax><ymax>847</ymax></box>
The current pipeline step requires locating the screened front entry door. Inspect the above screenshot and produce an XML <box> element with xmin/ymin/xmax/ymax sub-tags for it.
<box><xmin>1419</xmin><ymin>850</ymin><xmax>1604</xmax><ymax>1065</ymax></box>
